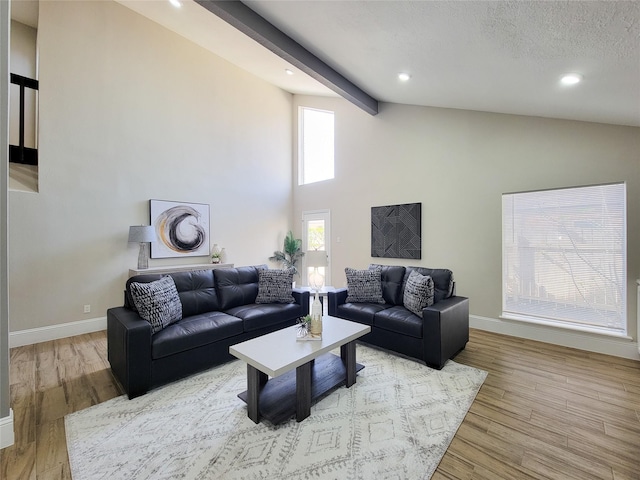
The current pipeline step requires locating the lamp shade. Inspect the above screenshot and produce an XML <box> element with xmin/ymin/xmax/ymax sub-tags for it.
<box><xmin>128</xmin><ymin>225</ymin><xmax>156</xmax><ymax>243</ymax></box>
<box><xmin>306</xmin><ymin>250</ymin><xmax>328</xmax><ymax>268</ymax></box>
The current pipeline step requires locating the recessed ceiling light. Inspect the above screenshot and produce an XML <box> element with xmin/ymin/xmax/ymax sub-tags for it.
<box><xmin>285</xmin><ymin>69</ymin><xmax>294</xmax><ymax>76</ymax></box>
<box><xmin>169</xmin><ymin>0</ymin><xmax>182</xmax><ymax>8</ymax></box>
<box><xmin>398</xmin><ymin>72</ymin><xmax>411</xmax><ymax>82</ymax></box>
<box><xmin>560</xmin><ymin>73</ymin><xmax>583</xmax><ymax>85</ymax></box>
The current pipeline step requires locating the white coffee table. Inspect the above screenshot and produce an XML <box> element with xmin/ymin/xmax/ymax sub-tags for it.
<box><xmin>229</xmin><ymin>315</ymin><xmax>371</xmax><ymax>424</ymax></box>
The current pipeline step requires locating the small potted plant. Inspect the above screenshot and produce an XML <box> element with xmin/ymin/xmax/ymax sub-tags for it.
<box><xmin>211</xmin><ymin>244</ymin><xmax>223</xmax><ymax>264</ymax></box>
<box><xmin>296</xmin><ymin>315</ymin><xmax>312</xmax><ymax>338</ymax></box>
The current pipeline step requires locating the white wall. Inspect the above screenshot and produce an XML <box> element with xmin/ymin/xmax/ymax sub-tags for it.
<box><xmin>293</xmin><ymin>95</ymin><xmax>640</xmax><ymax>359</ymax></box>
<box><xmin>8</xmin><ymin>1</ymin><xmax>293</xmax><ymax>334</ymax></box>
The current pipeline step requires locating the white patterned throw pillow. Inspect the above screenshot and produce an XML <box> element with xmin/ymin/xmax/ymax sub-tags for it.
<box><xmin>403</xmin><ymin>270</ymin><xmax>434</xmax><ymax>316</ymax></box>
<box><xmin>130</xmin><ymin>276</ymin><xmax>183</xmax><ymax>334</ymax></box>
<box><xmin>345</xmin><ymin>267</ymin><xmax>386</xmax><ymax>304</ymax></box>
<box><xmin>255</xmin><ymin>268</ymin><xmax>295</xmax><ymax>304</ymax></box>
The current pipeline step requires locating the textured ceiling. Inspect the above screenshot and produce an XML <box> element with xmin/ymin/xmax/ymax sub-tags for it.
<box><xmin>12</xmin><ymin>0</ymin><xmax>640</xmax><ymax>126</ymax></box>
<box><xmin>245</xmin><ymin>0</ymin><xmax>640</xmax><ymax>126</ymax></box>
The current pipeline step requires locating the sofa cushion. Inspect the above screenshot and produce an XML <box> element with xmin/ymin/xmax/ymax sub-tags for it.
<box><xmin>129</xmin><ymin>276</ymin><xmax>183</xmax><ymax>334</ymax></box>
<box><xmin>226</xmin><ymin>303</ymin><xmax>302</xmax><ymax>332</ymax></box>
<box><xmin>345</xmin><ymin>267</ymin><xmax>385</xmax><ymax>304</ymax></box>
<box><xmin>374</xmin><ymin>306</ymin><xmax>423</xmax><ymax>339</ymax></box>
<box><xmin>334</xmin><ymin>302</ymin><xmax>389</xmax><ymax>326</ymax></box>
<box><xmin>369</xmin><ymin>264</ymin><xmax>406</xmax><ymax>305</ymax></box>
<box><xmin>403</xmin><ymin>270</ymin><xmax>434</xmax><ymax>316</ymax></box>
<box><xmin>404</xmin><ymin>267</ymin><xmax>454</xmax><ymax>303</ymax></box>
<box><xmin>151</xmin><ymin>311</ymin><xmax>244</xmax><ymax>359</ymax></box>
<box><xmin>214</xmin><ymin>266</ymin><xmax>263</xmax><ymax>310</ymax></box>
<box><xmin>255</xmin><ymin>269</ymin><xmax>295</xmax><ymax>304</ymax></box>
<box><xmin>171</xmin><ymin>270</ymin><xmax>220</xmax><ymax>316</ymax></box>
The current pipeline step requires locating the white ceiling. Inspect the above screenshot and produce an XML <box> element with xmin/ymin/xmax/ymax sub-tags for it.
<box><xmin>11</xmin><ymin>0</ymin><xmax>640</xmax><ymax>126</ymax></box>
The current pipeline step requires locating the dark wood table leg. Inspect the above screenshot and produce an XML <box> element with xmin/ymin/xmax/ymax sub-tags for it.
<box><xmin>296</xmin><ymin>361</ymin><xmax>312</xmax><ymax>422</ymax></box>
<box><xmin>341</xmin><ymin>341</ymin><xmax>356</xmax><ymax>387</ymax></box>
<box><xmin>247</xmin><ymin>364</ymin><xmax>268</xmax><ymax>424</ymax></box>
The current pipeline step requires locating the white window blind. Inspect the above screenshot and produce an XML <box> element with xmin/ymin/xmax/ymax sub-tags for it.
<box><xmin>299</xmin><ymin>107</ymin><xmax>334</xmax><ymax>185</ymax></box>
<box><xmin>502</xmin><ymin>183</ymin><xmax>626</xmax><ymax>336</ymax></box>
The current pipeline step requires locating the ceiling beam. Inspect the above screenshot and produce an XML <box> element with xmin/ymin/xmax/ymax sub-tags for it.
<box><xmin>195</xmin><ymin>0</ymin><xmax>379</xmax><ymax>115</ymax></box>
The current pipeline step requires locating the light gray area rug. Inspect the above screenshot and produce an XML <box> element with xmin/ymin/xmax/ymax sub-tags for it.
<box><xmin>65</xmin><ymin>345</ymin><xmax>486</xmax><ymax>480</ymax></box>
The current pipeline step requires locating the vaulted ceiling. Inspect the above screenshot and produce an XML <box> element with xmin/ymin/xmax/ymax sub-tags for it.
<box><xmin>12</xmin><ymin>0</ymin><xmax>640</xmax><ymax>126</ymax></box>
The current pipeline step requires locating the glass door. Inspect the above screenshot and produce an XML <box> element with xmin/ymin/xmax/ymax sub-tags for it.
<box><xmin>302</xmin><ymin>210</ymin><xmax>331</xmax><ymax>288</ymax></box>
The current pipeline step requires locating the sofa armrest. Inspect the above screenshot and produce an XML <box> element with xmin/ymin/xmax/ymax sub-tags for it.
<box><xmin>107</xmin><ymin>306</ymin><xmax>153</xmax><ymax>398</ymax></box>
<box><xmin>292</xmin><ymin>288</ymin><xmax>311</xmax><ymax>316</ymax></box>
<box><xmin>422</xmin><ymin>296</ymin><xmax>470</xmax><ymax>369</ymax></box>
<box><xmin>328</xmin><ymin>288</ymin><xmax>348</xmax><ymax>315</ymax></box>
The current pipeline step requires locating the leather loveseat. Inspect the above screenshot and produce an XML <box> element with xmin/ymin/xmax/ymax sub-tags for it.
<box><xmin>107</xmin><ymin>265</ymin><xmax>309</xmax><ymax>398</ymax></box>
<box><xmin>328</xmin><ymin>264</ymin><xmax>469</xmax><ymax>369</ymax></box>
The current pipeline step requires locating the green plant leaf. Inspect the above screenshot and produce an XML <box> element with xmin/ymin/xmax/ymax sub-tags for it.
<box><xmin>269</xmin><ymin>230</ymin><xmax>305</xmax><ymax>275</ymax></box>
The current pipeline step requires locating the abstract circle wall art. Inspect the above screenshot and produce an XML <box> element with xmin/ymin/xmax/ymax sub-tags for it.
<box><xmin>150</xmin><ymin>199</ymin><xmax>210</xmax><ymax>259</ymax></box>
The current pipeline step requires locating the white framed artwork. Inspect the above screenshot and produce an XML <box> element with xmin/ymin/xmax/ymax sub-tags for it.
<box><xmin>150</xmin><ymin>199</ymin><xmax>210</xmax><ymax>259</ymax></box>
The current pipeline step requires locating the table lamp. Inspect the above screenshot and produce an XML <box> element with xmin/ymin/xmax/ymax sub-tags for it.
<box><xmin>128</xmin><ymin>225</ymin><xmax>156</xmax><ymax>269</ymax></box>
<box><xmin>306</xmin><ymin>249</ymin><xmax>328</xmax><ymax>291</ymax></box>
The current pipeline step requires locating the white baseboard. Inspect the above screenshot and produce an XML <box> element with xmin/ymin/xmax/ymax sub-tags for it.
<box><xmin>9</xmin><ymin>316</ymin><xmax>107</xmax><ymax>348</ymax></box>
<box><xmin>0</xmin><ymin>409</ymin><xmax>14</xmax><ymax>449</ymax></box>
<box><xmin>471</xmin><ymin>315</ymin><xmax>640</xmax><ymax>361</ymax></box>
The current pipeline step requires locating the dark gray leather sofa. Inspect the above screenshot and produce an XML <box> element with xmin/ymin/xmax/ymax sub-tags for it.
<box><xmin>107</xmin><ymin>265</ymin><xmax>309</xmax><ymax>398</ymax></box>
<box><xmin>328</xmin><ymin>265</ymin><xmax>469</xmax><ymax>369</ymax></box>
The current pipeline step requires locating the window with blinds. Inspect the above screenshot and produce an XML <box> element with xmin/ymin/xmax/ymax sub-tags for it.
<box><xmin>502</xmin><ymin>183</ymin><xmax>627</xmax><ymax>336</ymax></box>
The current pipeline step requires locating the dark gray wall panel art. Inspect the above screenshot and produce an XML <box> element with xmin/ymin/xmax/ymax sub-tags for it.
<box><xmin>371</xmin><ymin>203</ymin><xmax>422</xmax><ymax>259</ymax></box>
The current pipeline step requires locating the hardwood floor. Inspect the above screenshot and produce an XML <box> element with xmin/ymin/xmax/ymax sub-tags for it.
<box><xmin>438</xmin><ymin>330</ymin><xmax>640</xmax><ymax>480</ymax></box>
<box><xmin>1</xmin><ymin>329</ymin><xmax>639</xmax><ymax>479</ymax></box>
<box><xmin>1</xmin><ymin>332</ymin><xmax>122</xmax><ymax>480</ymax></box>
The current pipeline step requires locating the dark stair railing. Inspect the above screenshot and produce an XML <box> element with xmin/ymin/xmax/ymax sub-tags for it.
<box><xmin>9</xmin><ymin>73</ymin><xmax>38</xmax><ymax>166</ymax></box>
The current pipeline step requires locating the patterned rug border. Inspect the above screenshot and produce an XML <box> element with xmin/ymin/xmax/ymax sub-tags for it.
<box><xmin>65</xmin><ymin>345</ymin><xmax>487</xmax><ymax>480</ymax></box>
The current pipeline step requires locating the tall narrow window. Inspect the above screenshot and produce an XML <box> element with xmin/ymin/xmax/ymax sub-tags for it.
<box><xmin>502</xmin><ymin>183</ymin><xmax>626</xmax><ymax>336</ymax></box>
<box><xmin>299</xmin><ymin>107</ymin><xmax>334</xmax><ymax>185</ymax></box>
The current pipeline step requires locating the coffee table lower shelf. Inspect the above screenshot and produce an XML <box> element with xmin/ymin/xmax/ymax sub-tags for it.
<box><xmin>237</xmin><ymin>352</ymin><xmax>364</xmax><ymax>425</ymax></box>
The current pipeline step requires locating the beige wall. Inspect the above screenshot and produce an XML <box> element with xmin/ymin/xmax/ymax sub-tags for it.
<box><xmin>5</xmin><ymin>1</ymin><xmax>639</xmax><ymax>361</ymax></box>
<box><xmin>8</xmin><ymin>1</ymin><xmax>293</xmax><ymax>332</ymax></box>
<box><xmin>293</xmin><ymin>95</ymin><xmax>640</xmax><ymax>358</ymax></box>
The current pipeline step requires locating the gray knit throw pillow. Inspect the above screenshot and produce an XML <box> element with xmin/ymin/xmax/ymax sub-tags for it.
<box><xmin>345</xmin><ymin>267</ymin><xmax>385</xmax><ymax>304</ymax></box>
<box><xmin>130</xmin><ymin>276</ymin><xmax>183</xmax><ymax>334</ymax></box>
<box><xmin>255</xmin><ymin>268</ymin><xmax>295</xmax><ymax>304</ymax></box>
<box><xmin>403</xmin><ymin>270</ymin><xmax>434</xmax><ymax>316</ymax></box>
